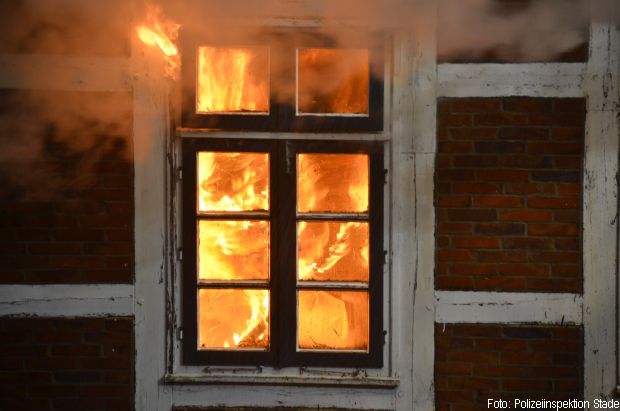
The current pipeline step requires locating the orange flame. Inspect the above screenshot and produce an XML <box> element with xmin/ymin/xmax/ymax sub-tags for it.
<box><xmin>196</xmin><ymin>151</ymin><xmax>271</xmax><ymax>350</ymax></box>
<box><xmin>136</xmin><ymin>3</ymin><xmax>180</xmax><ymax>78</ymax></box>
<box><xmin>298</xmin><ymin>48</ymin><xmax>369</xmax><ymax>115</ymax></box>
<box><xmin>197</xmin><ymin>46</ymin><xmax>270</xmax><ymax>114</ymax></box>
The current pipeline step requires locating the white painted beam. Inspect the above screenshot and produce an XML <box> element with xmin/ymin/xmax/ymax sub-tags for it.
<box><xmin>435</xmin><ymin>291</ymin><xmax>583</xmax><ymax>325</ymax></box>
<box><xmin>0</xmin><ymin>284</ymin><xmax>134</xmax><ymax>317</ymax></box>
<box><xmin>0</xmin><ymin>54</ymin><xmax>131</xmax><ymax>91</ymax></box>
<box><xmin>583</xmin><ymin>21</ymin><xmax>620</xmax><ymax>403</ymax></box>
<box><xmin>438</xmin><ymin>63</ymin><xmax>586</xmax><ymax>98</ymax></box>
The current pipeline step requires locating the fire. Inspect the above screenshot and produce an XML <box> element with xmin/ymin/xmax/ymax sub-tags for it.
<box><xmin>198</xmin><ymin>220</ymin><xmax>269</xmax><ymax>281</ymax></box>
<box><xmin>298</xmin><ymin>290</ymin><xmax>369</xmax><ymax>350</ymax></box>
<box><xmin>297</xmin><ymin>153</ymin><xmax>368</xmax><ymax>213</ymax></box>
<box><xmin>298</xmin><ymin>221</ymin><xmax>369</xmax><ymax>282</ymax></box>
<box><xmin>199</xmin><ymin>289</ymin><xmax>269</xmax><ymax>349</ymax></box>
<box><xmin>197</xmin><ymin>152</ymin><xmax>269</xmax><ymax>212</ymax></box>
<box><xmin>196</xmin><ymin>151</ymin><xmax>270</xmax><ymax>350</ymax></box>
<box><xmin>197</xmin><ymin>46</ymin><xmax>270</xmax><ymax>114</ymax></box>
<box><xmin>298</xmin><ymin>48</ymin><xmax>369</xmax><ymax>115</ymax></box>
<box><xmin>135</xmin><ymin>3</ymin><xmax>180</xmax><ymax>78</ymax></box>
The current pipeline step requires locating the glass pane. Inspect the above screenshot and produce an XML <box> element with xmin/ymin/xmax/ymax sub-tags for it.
<box><xmin>197</xmin><ymin>46</ymin><xmax>269</xmax><ymax>114</ymax></box>
<box><xmin>298</xmin><ymin>221</ymin><xmax>369</xmax><ymax>282</ymax></box>
<box><xmin>198</xmin><ymin>220</ymin><xmax>269</xmax><ymax>281</ymax></box>
<box><xmin>297</xmin><ymin>48</ymin><xmax>369</xmax><ymax>115</ymax></box>
<box><xmin>298</xmin><ymin>290</ymin><xmax>369</xmax><ymax>351</ymax></box>
<box><xmin>198</xmin><ymin>289</ymin><xmax>269</xmax><ymax>350</ymax></box>
<box><xmin>297</xmin><ymin>153</ymin><xmax>368</xmax><ymax>213</ymax></box>
<box><xmin>197</xmin><ymin>152</ymin><xmax>269</xmax><ymax>212</ymax></box>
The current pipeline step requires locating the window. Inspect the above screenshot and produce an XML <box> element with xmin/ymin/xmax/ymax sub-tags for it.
<box><xmin>179</xmin><ymin>32</ymin><xmax>384</xmax><ymax>132</ymax></box>
<box><xmin>182</xmin><ymin>138</ymin><xmax>384</xmax><ymax>367</ymax></box>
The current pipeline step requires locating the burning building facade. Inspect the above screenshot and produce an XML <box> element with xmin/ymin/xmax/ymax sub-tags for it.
<box><xmin>0</xmin><ymin>0</ymin><xmax>619</xmax><ymax>410</ymax></box>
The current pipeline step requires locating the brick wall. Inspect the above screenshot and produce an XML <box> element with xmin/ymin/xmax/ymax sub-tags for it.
<box><xmin>0</xmin><ymin>90</ymin><xmax>133</xmax><ymax>283</ymax></box>
<box><xmin>435</xmin><ymin>324</ymin><xmax>582</xmax><ymax>411</ymax></box>
<box><xmin>0</xmin><ymin>317</ymin><xmax>133</xmax><ymax>411</ymax></box>
<box><xmin>436</xmin><ymin>97</ymin><xmax>584</xmax><ymax>292</ymax></box>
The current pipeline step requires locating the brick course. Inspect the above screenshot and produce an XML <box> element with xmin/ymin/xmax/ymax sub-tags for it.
<box><xmin>436</xmin><ymin>324</ymin><xmax>582</xmax><ymax>411</ymax></box>
<box><xmin>0</xmin><ymin>317</ymin><xmax>133</xmax><ymax>411</ymax></box>
<box><xmin>436</xmin><ymin>98</ymin><xmax>584</xmax><ymax>292</ymax></box>
<box><xmin>0</xmin><ymin>90</ymin><xmax>133</xmax><ymax>283</ymax></box>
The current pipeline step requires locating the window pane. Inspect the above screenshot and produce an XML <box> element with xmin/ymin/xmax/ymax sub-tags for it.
<box><xmin>198</xmin><ymin>289</ymin><xmax>269</xmax><ymax>350</ymax></box>
<box><xmin>197</xmin><ymin>46</ymin><xmax>269</xmax><ymax>114</ymax></box>
<box><xmin>298</xmin><ymin>221</ymin><xmax>369</xmax><ymax>282</ymax></box>
<box><xmin>297</xmin><ymin>153</ymin><xmax>368</xmax><ymax>213</ymax></box>
<box><xmin>298</xmin><ymin>290</ymin><xmax>369</xmax><ymax>351</ymax></box>
<box><xmin>297</xmin><ymin>48</ymin><xmax>369</xmax><ymax>115</ymax></box>
<box><xmin>197</xmin><ymin>152</ymin><xmax>269</xmax><ymax>212</ymax></box>
<box><xmin>198</xmin><ymin>220</ymin><xmax>269</xmax><ymax>281</ymax></box>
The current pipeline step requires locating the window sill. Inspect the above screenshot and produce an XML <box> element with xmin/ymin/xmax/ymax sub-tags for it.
<box><xmin>164</xmin><ymin>373</ymin><xmax>399</xmax><ymax>388</ymax></box>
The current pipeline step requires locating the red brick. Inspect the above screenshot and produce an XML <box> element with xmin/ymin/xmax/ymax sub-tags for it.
<box><xmin>436</xmin><ymin>276</ymin><xmax>475</xmax><ymax>289</ymax></box>
<box><xmin>502</xmin><ymin>379</ymin><xmax>551</xmax><ymax>392</ymax></box>
<box><xmin>528</xmin><ymin>112</ymin><xmax>584</xmax><ymax>127</ymax></box>
<box><xmin>475</xmin><ymin>141</ymin><xmax>525</xmax><ymax>154</ymax></box>
<box><xmin>453</xmin><ymin>155</ymin><xmax>498</xmax><ymax>167</ymax></box>
<box><xmin>438</xmin><ymin>223</ymin><xmax>473</xmax><ymax>234</ymax></box>
<box><xmin>449</xmin><ymin>264</ymin><xmax>497</xmax><ymax>275</ymax></box>
<box><xmin>439</xmin><ymin>113</ymin><xmax>473</xmax><ymax>126</ymax></box>
<box><xmin>437</xmin><ymin>169</ymin><xmax>475</xmax><ymax>181</ymax></box>
<box><xmin>474</xmin><ymin>364</ymin><xmax>525</xmax><ymax>378</ymax></box>
<box><xmin>474</xmin><ymin>195</ymin><xmax>523</xmax><ymax>208</ymax></box>
<box><xmin>452</xmin><ymin>237</ymin><xmax>500</xmax><ymax>249</ymax></box>
<box><xmin>439</xmin><ymin>141</ymin><xmax>475</xmax><ymax>154</ymax></box>
<box><xmin>437</xmin><ymin>195</ymin><xmax>472</xmax><ymax>207</ymax></box>
<box><xmin>499</xmin><ymin>210</ymin><xmax>552</xmax><ymax>222</ymax></box>
<box><xmin>498</xmin><ymin>127</ymin><xmax>550</xmax><ymax>140</ymax></box>
<box><xmin>498</xmin><ymin>264</ymin><xmax>549</xmax><ymax>276</ymax></box>
<box><xmin>447</xmin><ymin>209</ymin><xmax>497</xmax><ymax>222</ymax></box>
<box><xmin>452</xmin><ymin>182</ymin><xmax>502</xmax><ymax>194</ymax></box>
<box><xmin>552</xmin><ymin>127</ymin><xmax>583</xmax><ymax>141</ymax></box>
<box><xmin>505</xmin><ymin>183</ymin><xmax>556</xmax><ymax>195</ymax></box>
<box><xmin>450</xmin><ymin>128</ymin><xmax>498</xmax><ymax>140</ymax></box>
<box><xmin>553</xmin><ymin>99</ymin><xmax>586</xmax><ymax>113</ymax></box>
<box><xmin>438</xmin><ymin>250</ymin><xmax>476</xmax><ymax>262</ymax></box>
<box><xmin>528</xmin><ymin>197</ymin><xmax>579</xmax><ymax>209</ymax></box>
<box><xmin>501</xmin><ymin>352</ymin><xmax>551</xmax><ymax>365</ymax></box>
<box><xmin>503</xmin><ymin>98</ymin><xmax>553</xmax><ymax>113</ymax></box>
<box><xmin>474</xmin><ymin>113</ymin><xmax>528</xmax><ymax>126</ymax></box>
<box><xmin>436</xmin><ymin>362</ymin><xmax>473</xmax><ymax>376</ymax></box>
<box><xmin>475</xmin><ymin>277</ymin><xmax>526</xmax><ymax>289</ymax></box>
<box><xmin>498</xmin><ymin>155</ymin><xmax>553</xmax><ymax>168</ymax></box>
<box><xmin>528</xmin><ymin>223</ymin><xmax>579</xmax><ymax>237</ymax></box>
<box><xmin>475</xmin><ymin>223</ymin><xmax>525</xmax><ymax>236</ymax></box>
<box><xmin>478</xmin><ymin>251</ymin><xmax>526</xmax><ymax>263</ymax></box>
<box><xmin>477</xmin><ymin>169</ymin><xmax>529</xmax><ymax>182</ymax></box>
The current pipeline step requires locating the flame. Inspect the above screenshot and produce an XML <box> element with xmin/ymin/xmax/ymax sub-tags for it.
<box><xmin>198</xmin><ymin>220</ymin><xmax>269</xmax><ymax>281</ymax></box>
<box><xmin>298</xmin><ymin>290</ymin><xmax>369</xmax><ymax>350</ymax></box>
<box><xmin>298</xmin><ymin>48</ymin><xmax>369</xmax><ymax>115</ymax></box>
<box><xmin>136</xmin><ymin>3</ymin><xmax>180</xmax><ymax>78</ymax></box>
<box><xmin>298</xmin><ymin>221</ymin><xmax>369</xmax><ymax>282</ymax></box>
<box><xmin>196</xmin><ymin>151</ymin><xmax>270</xmax><ymax>349</ymax></box>
<box><xmin>197</xmin><ymin>152</ymin><xmax>269</xmax><ymax>212</ymax></box>
<box><xmin>297</xmin><ymin>153</ymin><xmax>368</xmax><ymax>213</ymax></box>
<box><xmin>199</xmin><ymin>289</ymin><xmax>269</xmax><ymax>349</ymax></box>
<box><xmin>197</xmin><ymin>46</ymin><xmax>270</xmax><ymax>114</ymax></box>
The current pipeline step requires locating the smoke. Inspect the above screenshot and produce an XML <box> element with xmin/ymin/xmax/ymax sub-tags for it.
<box><xmin>0</xmin><ymin>0</ymin><xmax>617</xmax><ymax>201</ymax></box>
<box><xmin>0</xmin><ymin>90</ymin><xmax>132</xmax><ymax>202</ymax></box>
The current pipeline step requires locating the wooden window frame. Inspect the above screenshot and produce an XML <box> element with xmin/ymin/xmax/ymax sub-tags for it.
<box><xmin>180</xmin><ymin>30</ymin><xmax>384</xmax><ymax>132</ymax></box>
<box><xmin>182</xmin><ymin>138</ymin><xmax>384</xmax><ymax>368</ymax></box>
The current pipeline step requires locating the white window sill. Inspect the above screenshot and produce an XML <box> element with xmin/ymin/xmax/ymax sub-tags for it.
<box><xmin>164</xmin><ymin>373</ymin><xmax>399</xmax><ymax>388</ymax></box>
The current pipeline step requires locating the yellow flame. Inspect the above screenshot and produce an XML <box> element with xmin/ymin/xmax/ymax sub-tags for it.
<box><xmin>197</xmin><ymin>46</ymin><xmax>270</xmax><ymax>114</ymax></box>
<box><xmin>136</xmin><ymin>3</ymin><xmax>180</xmax><ymax>78</ymax></box>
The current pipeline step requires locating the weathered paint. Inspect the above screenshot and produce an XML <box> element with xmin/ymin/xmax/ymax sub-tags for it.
<box><xmin>438</xmin><ymin>63</ymin><xmax>586</xmax><ymax>98</ymax></box>
<box><xmin>435</xmin><ymin>291</ymin><xmax>583</xmax><ymax>324</ymax></box>
<box><xmin>0</xmin><ymin>284</ymin><xmax>133</xmax><ymax>317</ymax></box>
<box><xmin>582</xmin><ymin>21</ymin><xmax>620</xmax><ymax>404</ymax></box>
